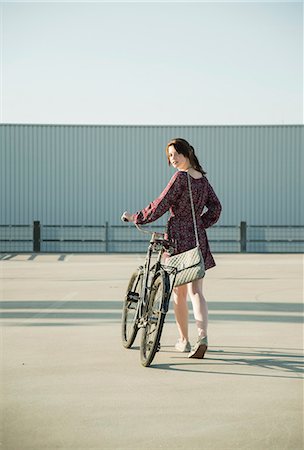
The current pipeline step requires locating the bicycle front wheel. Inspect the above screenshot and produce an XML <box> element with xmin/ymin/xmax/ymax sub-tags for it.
<box><xmin>122</xmin><ymin>270</ymin><xmax>142</xmax><ymax>348</ymax></box>
<box><xmin>140</xmin><ymin>270</ymin><xmax>170</xmax><ymax>367</ymax></box>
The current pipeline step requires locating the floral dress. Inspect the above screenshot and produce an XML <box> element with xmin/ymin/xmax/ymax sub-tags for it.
<box><xmin>134</xmin><ymin>170</ymin><xmax>222</xmax><ymax>270</ymax></box>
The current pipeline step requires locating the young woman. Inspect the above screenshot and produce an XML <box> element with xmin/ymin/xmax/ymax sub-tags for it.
<box><xmin>122</xmin><ymin>138</ymin><xmax>222</xmax><ymax>359</ymax></box>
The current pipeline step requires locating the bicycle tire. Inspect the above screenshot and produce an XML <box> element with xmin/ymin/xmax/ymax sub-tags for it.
<box><xmin>121</xmin><ymin>270</ymin><xmax>142</xmax><ymax>348</ymax></box>
<box><xmin>140</xmin><ymin>270</ymin><xmax>170</xmax><ymax>367</ymax></box>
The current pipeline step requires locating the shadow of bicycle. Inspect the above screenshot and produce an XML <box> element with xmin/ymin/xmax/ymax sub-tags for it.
<box><xmin>152</xmin><ymin>345</ymin><xmax>303</xmax><ymax>379</ymax></box>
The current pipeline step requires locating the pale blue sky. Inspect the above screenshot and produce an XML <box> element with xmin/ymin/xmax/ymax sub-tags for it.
<box><xmin>0</xmin><ymin>1</ymin><xmax>303</xmax><ymax>125</ymax></box>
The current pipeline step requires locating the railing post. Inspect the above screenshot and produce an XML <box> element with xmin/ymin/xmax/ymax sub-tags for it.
<box><xmin>240</xmin><ymin>221</ymin><xmax>247</xmax><ymax>252</ymax></box>
<box><xmin>33</xmin><ymin>220</ymin><xmax>41</xmax><ymax>252</ymax></box>
<box><xmin>105</xmin><ymin>221</ymin><xmax>109</xmax><ymax>253</ymax></box>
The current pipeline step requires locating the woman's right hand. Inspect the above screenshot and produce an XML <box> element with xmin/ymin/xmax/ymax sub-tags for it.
<box><xmin>121</xmin><ymin>211</ymin><xmax>134</xmax><ymax>222</ymax></box>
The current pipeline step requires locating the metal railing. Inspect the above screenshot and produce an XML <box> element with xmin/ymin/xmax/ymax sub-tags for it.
<box><xmin>0</xmin><ymin>221</ymin><xmax>303</xmax><ymax>253</ymax></box>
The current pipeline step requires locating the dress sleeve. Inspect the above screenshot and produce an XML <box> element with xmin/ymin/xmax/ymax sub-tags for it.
<box><xmin>201</xmin><ymin>179</ymin><xmax>222</xmax><ymax>228</ymax></box>
<box><xmin>134</xmin><ymin>172</ymin><xmax>185</xmax><ymax>225</ymax></box>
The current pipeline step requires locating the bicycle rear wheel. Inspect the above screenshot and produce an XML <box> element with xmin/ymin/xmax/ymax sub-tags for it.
<box><xmin>122</xmin><ymin>270</ymin><xmax>142</xmax><ymax>348</ymax></box>
<box><xmin>140</xmin><ymin>270</ymin><xmax>170</xmax><ymax>367</ymax></box>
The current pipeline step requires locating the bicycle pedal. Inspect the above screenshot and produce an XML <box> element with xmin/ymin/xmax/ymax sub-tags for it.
<box><xmin>127</xmin><ymin>292</ymin><xmax>139</xmax><ymax>302</ymax></box>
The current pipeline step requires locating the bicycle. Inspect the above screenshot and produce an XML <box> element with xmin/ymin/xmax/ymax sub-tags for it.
<box><xmin>121</xmin><ymin>221</ymin><xmax>176</xmax><ymax>367</ymax></box>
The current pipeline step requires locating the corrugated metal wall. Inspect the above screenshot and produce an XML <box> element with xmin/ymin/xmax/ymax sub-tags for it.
<box><xmin>1</xmin><ymin>124</ymin><xmax>303</xmax><ymax>228</ymax></box>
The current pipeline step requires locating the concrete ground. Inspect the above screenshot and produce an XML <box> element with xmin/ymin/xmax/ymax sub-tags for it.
<box><xmin>0</xmin><ymin>253</ymin><xmax>303</xmax><ymax>450</ymax></box>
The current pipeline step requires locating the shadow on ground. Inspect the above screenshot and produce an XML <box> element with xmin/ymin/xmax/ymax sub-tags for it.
<box><xmin>0</xmin><ymin>300</ymin><xmax>303</xmax><ymax>324</ymax></box>
<box><xmin>151</xmin><ymin>345</ymin><xmax>304</xmax><ymax>379</ymax></box>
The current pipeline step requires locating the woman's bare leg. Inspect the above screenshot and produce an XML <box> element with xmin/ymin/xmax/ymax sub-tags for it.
<box><xmin>172</xmin><ymin>284</ymin><xmax>189</xmax><ymax>341</ymax></box>
<box><xmin>187</xmin><ymin>278</ymin><xmax>208</xmax><ymax>338</ymax></box>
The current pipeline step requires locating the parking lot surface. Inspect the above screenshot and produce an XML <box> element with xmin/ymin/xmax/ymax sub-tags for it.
<box><xmin>1</xmin><ymin>253</ymin><xmax>303</xmax><ymax>450</ymax></box>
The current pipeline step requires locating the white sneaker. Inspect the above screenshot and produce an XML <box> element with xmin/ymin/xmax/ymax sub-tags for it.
<box><xmin>175</xmin><ymin>339</ymin><xmax>191</xmax><ymax>353</ymax></box>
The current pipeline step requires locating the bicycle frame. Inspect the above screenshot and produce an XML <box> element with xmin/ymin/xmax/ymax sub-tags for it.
<box><xmin>138</xmin><ymin>232</ymin><xmax>163</xmax><ymax>322</ymax></box>
<box><xmin>134</xmin><ymin>225</ymin><xmax>176</xmax><ymax>324</ymax></box>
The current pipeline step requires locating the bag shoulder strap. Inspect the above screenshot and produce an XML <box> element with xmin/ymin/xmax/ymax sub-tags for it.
<box><xmin>187</xmin><ymin>172</ymin><xmax>200</xmax><ymax>248</ymax></box>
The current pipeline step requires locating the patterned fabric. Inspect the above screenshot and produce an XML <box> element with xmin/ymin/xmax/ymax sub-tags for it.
<box><xmin>134</xmin><ymin>171</ymin><xmax>222</xmax><ymax>270</ymax></box>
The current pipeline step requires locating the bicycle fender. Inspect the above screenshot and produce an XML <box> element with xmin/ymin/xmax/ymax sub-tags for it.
<box><xmin>160</xmin><ymin>271</ymin><xmax>171</xmax><ymax>314</ymax></box>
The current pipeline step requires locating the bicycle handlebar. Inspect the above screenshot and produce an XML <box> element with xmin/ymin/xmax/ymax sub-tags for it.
<box><xmin>121</xmin><ymin>214</ymin><xmax>174</xmax><ymax>253</ymax></box>
<box><xmin>121</xmin><ymin>214</ymin><xmax>164</xmax><ymax>237</ymax></box>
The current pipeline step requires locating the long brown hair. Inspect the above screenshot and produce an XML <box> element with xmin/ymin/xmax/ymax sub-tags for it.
<box><xmin>165</xmin><ymin>138</ymin><xmax>206</xmax><ymax>175</ymax></box>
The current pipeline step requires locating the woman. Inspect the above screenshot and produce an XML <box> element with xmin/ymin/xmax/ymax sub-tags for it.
<box><xmin>122</xmin><ymin>138</ymin><xmax>222</xmax><ymax>359</ymax></box>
